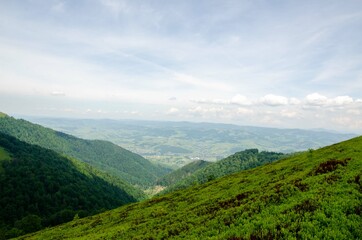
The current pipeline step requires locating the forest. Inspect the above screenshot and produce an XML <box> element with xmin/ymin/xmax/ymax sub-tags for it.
<box><xmin>0</xmin><ymin>133</ymin><xmax>141</xmax><ymax>239</ymax></box>
<box><xmin>0</xmin><ymin>115</ymin><xmax>170</xmax><ymax>188</ymax></box>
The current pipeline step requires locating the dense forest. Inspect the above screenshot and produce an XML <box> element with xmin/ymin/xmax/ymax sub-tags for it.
<box><xmin>0</xmin><ymin>115</ymin><xmax>170</xmax><ymax>188</ymax></box>
<box><xmin>156</xmin><ymin>160</ymin><xmax>212</xmax><ymax>187</ymax></box>
<box><xmin>161</xmin><ymin>149</ymin><xmax>286</xmax><ymax>194</ymax></box>
<box><xmin>0</xmin><ymin>133</ymin><xmax>141</xmax><ymax>239</ymax></box>
<box><xmin>20</xmin><ymin>136</ymin><xmax>362</xmax><ymax>239</ymax></box>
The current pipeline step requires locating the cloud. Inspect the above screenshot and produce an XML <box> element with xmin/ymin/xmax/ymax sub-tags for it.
<box><xmin>305</xmin><ymin>93</ymin><xmax>328</xmax><ymax>106</ymax></box>
<box><xmin>305</xmin><ymin>93</ymin><xmax>354</xmax><ymax>107</ymax></box>
<box><xmin>260</xmin><ymin>94</ymin><xmax>288</xmax><ymax>106</ymax></box>
<box><xmin>230</xmin><ymin>94</ymin><xmax>252</xmax><ymax>106</ymax></box>
<box><xmin>333</xmin><ymin>96</ymin><xmax>353</xmax><ymax>105</ymax></box>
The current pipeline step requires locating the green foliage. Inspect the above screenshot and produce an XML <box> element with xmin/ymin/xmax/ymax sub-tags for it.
<box><xmin>156</xmin><ymin>160</ymin><xmax>212</xmax><ymax>187</ymax></box>
<box><xmin>0</xmin><ymin>133</ymin><xmax>141</xmax><ymax>238</ymax></box>
<box><xmin>14</xmin><ymin>215</ymin><xmax>42</xmax><ymax>234</ymax></box>
<box><xmin>0</xmin><ymin>115</ymin><xmax>170</xmax><ymax>187</ymax></box>
<box><xmin>19</xmin><ymin>136</ymin><xmax>362</xmax><ymax>239</ymax></box>
<box><xmin>161</xmin><ymin>149</ymin><xmax>285</xmax><ymax>193</ymax></box>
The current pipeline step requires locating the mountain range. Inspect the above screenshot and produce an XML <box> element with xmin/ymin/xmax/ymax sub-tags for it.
<box><xmin>26</xmin><ymin>117</ymin><xmax>356</xmax><ymax>168</ymax></box>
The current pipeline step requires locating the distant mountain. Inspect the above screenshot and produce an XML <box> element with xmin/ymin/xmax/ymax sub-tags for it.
<box><xmin>0</xmin><ymin>133</ymin><xmax>142</xmax><ymax>239</ymax></box>
<box><xmin>0</xmin><ymin>115</ymin><xmax>170</xmax><ymax>187</ymax></box>
<box><xmin>156</xmin><ymin>160</ymin><xmax>212</xmax><ymax>187</ymax></box>
<box><xmin>25</xmin><ymin>117</ymin><xmax>356</xmax><ymax>168</ymax></box>
<box><xmin>162</xmin><ymin>149</ymin><xmax>286</xmax><ymax>193</ymax></box>
<box><xmin>21</xmin><ymin>136</ymin><xmax>362</xmax><ymax>239</ymax></box>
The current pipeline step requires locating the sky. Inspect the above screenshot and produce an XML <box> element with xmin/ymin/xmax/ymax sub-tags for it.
<box><xmin>0</xmin><ymin>0</ymin><xmax>362</xmax><ymax>133</ymax></box>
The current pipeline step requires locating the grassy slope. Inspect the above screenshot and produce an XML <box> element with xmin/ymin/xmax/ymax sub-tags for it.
<box><xmin>0</xmin><ymin>115</ymin><xmax>170</xmax><ymax>187</ymax></box>
<box><xmin>21</xmin><ymin>136</ymin><xmax>362</xmax><ymax>239</ymax></box>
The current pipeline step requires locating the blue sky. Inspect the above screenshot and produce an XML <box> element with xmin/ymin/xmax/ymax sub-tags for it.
<box><xmin>0</xmin><ymin>0</ymin><xmax>362</xmax><ymax>132</ymax></box>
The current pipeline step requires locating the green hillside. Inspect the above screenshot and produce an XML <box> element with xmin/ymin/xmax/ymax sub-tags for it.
<box><xmin>0</xmin><ymin>115</ymin><xmax>170</xmax><ymax>187</ymax></box>
<box><xmin>156</xmin><ymin>160</ymin><xmax>212</xmax><ymax>187</ymax></box>
<box><xmin>0</xmin><ymin>133</ymin><xmax>143</xmax><ymax>239</ymax></box>
<box><xmin>20</xmin><ymin>136</ymin><xmax>362</xmax><ymax>239</ymax></box>
<box><xmin>162</xmin><ymin>149</ymin><xmax>285</xmax><ymax>194</ymax></box>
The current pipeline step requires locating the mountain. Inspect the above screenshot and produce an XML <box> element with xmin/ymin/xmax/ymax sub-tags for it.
<box><xmin>0</xmin><ymin>133</ymin><xmax>143</xmax><ymax>239</ymax></box>
<box><xmin>19</xmin><ymin>136</ymin><xmax>362</xmax><ymax>239</ymax></box>
<box><xmin>156</xmin><ymin>160</ymin><xmax>212</xmax><ymax>187</ymax></box>
<box><xmin>0</xmin><ymin>115</ymin><xmax>170</xmax><ymax>187</ymax></box>
<box><xmin>161</xmin><ymin>149</ymin><xmax>285</xmax><ymax>194</ymax></box>
<box><xmin>25</xmin><ymin>117</ymin><xmax>356</xmax><ymax>168</ymax></box>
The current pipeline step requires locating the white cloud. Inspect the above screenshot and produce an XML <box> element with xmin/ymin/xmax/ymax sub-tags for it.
<box><xmin>230</xmin><ymin>94</ymin><xmax>252</xmax><ymax>106</ymax></box>
<box><xmin>332</xmin><ymin>96</ymin><xmax>353</xmax><ymax>105</ymax></box>
<box><xmin>260</xmin><ymin>94</ymin><xmax>288</xmax><ymax>106</ymax></box>
<box><xmin>305</xmin><ymin>93</ymin><xmax>328</xmax><ymax>106</ymax></box>
<box><xmin>305</xmin><ymin>93</ymin><xmax>354</xmax><ymax>107</ymax></box>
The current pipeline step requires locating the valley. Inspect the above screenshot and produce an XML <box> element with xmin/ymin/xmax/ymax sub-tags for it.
<box><xmin>25</xmin><ymin>117</ymin><xmax>355</xmax><ymax>168</ymax></box>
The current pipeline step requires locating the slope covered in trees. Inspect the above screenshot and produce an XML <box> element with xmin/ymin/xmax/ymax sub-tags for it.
<box><xmin>0</xmin><ymin>115</ymin><xmax>170</xmax><ymax>187</ymax></box>
<box><xmin>156</xmin><ymin>160</ymin><xmax>212</xmax><ymax>187</ymax></box>
<box><xmin>20</xmin><ymin>136</ymin><xmax>362</xmax><ymax>239</ymax></box>
<box><xmin>161</xmin><ymin>149</ymin><xmax>285</xmax><ymax>193</ymax></box>
<box><xmin>0</xmin><ymin>133</ymin><xmax>142</xmax><ymax>239</ymax></box>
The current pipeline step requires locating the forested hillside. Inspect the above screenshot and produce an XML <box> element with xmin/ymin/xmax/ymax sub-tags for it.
<box><xmin>156</xmin><ymin>160</ymin><xmax>212</xmax><ymax>187</ymax></box>
<box><xmin>161</xmin><ymin>149</ymin><xmax>285</xmax><ymax>193</ymax></box>
<box><xmin>21</xmin><ymin>136</ymin><xmax>362</xmax><ymax>239</ymax></box>
<box><xmin>0</xmin><ymin>114</ymin><xmax>170</xmax><ymax>187</ymax></box>
<box><xmin>0</xmin><ymin>133</ymin><xmax>142</xmax><ymax>239</ymax></box>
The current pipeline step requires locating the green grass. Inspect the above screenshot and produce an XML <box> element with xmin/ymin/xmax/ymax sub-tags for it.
<box><xmin>19</xmin><ymin>136</ymin><xmax>362</xmax><ymax>239</ymax></box>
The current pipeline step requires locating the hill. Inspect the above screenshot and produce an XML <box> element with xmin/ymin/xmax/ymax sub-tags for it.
<box><xmin>26</xmin><ymin>117</ymin><xmax>356</xmax><ymax>168</ymax></box>
<box><xmin>0</xmin><ymin>133</ymin><xmax>143</xmax><ymax>239</ymax></box>
<box><xmin>20</xmin><ymin>136</ymin><xmax>362</xmax><ymax>239</ymax></box>
<box><xmin>156</xmin><ymin>160</ymin><xmax>212</xmax><ymax>187</ymax></box>
<box><xmin>161</xmin><ymin>149</ymin><xmax>285</xmax><ymax>194</ymax></box>
<box><xmin>0</xmin><ymin>115</ymin><xmax>170</xmax><ymax>187</ymax></box>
